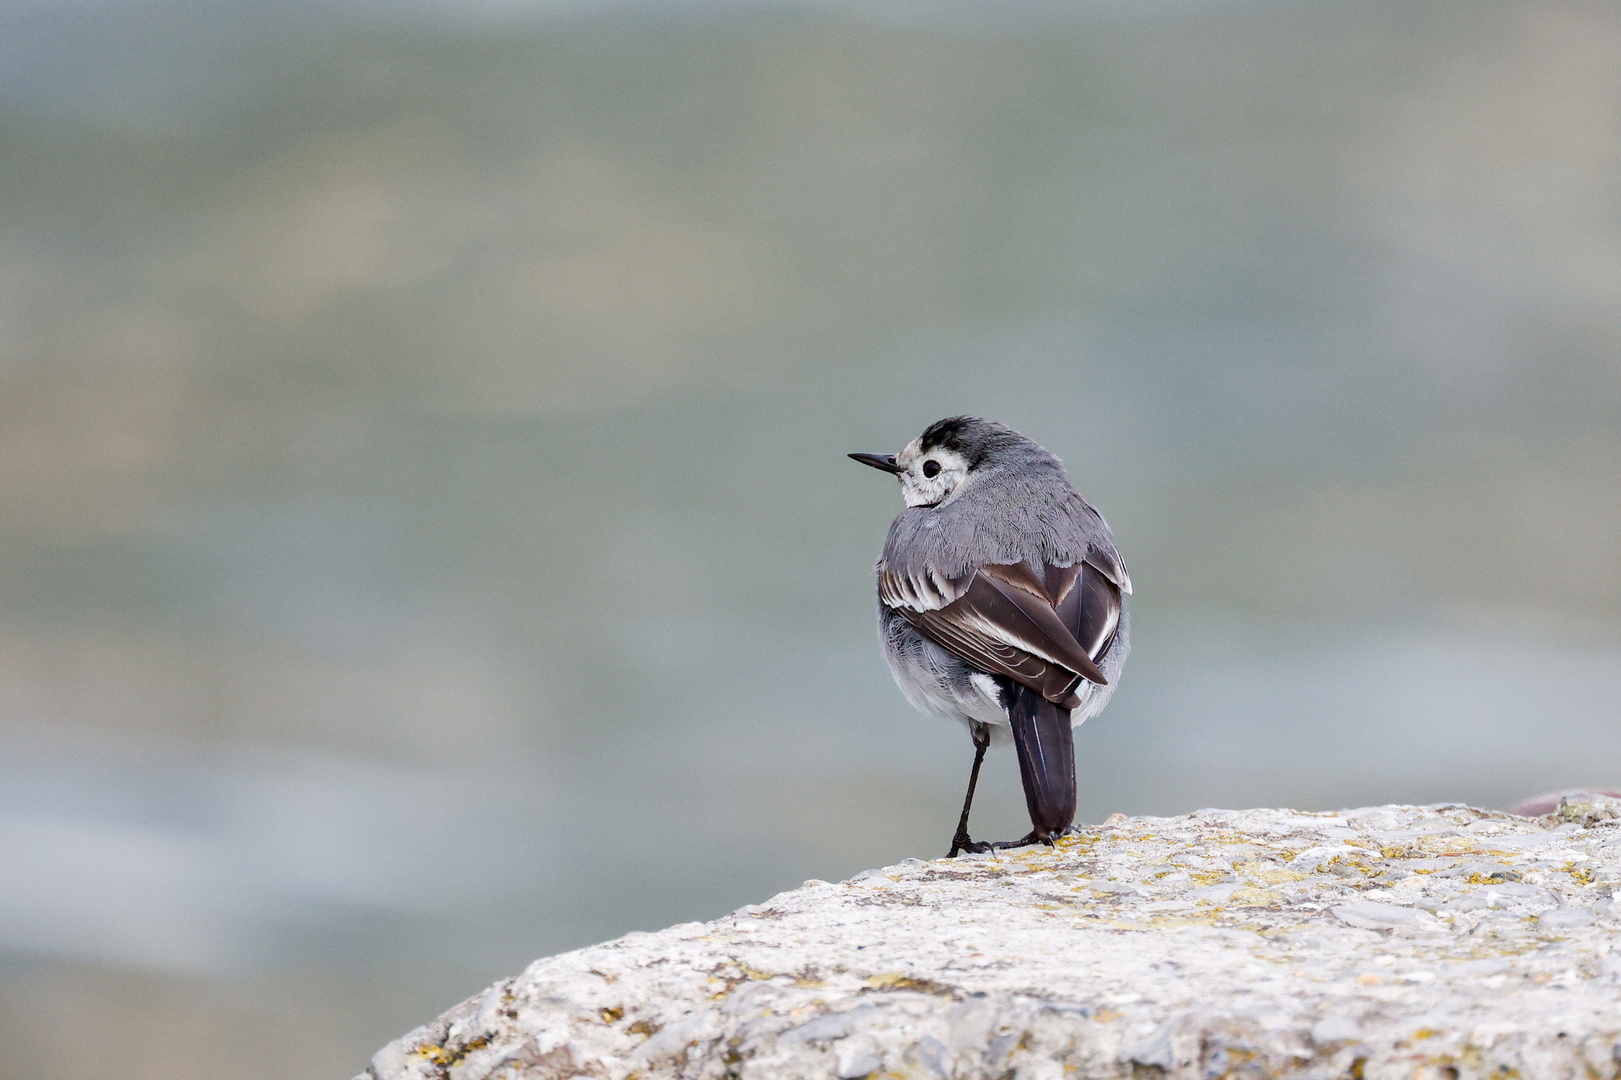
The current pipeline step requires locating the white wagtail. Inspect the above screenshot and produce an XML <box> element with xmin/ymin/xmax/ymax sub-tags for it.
<box><xmin>850</xmin><ymin>417</ymin><xmax>1131</xmax><ymax>856</ymax></box>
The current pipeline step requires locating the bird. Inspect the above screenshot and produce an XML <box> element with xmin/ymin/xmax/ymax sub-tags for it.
<box><xmin>850</xmin><ymin>417</ymin><xmax>1131</xmax><ymax>856</ymax></box>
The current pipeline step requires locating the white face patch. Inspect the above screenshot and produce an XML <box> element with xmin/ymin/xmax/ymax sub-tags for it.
<box><xmin>894</xmin><ymin>440</ymin><xmax>971</xmax><ymax>508</ymax></box>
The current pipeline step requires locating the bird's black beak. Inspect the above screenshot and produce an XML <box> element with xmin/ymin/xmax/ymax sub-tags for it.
<box><xmin>848</xmin><ymin>452</ymin><xmax>903</xmax><ymax>474</ymax></box>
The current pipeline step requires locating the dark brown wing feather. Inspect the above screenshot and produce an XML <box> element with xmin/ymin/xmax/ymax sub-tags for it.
<box><xmin>1054</xmin><ymin>562</ymin><xmax>1122</xmax><ymax>663</ymax></box>
<box><xmin>1083</xmin><ymin>539</ymin><xmax>1131</xmax><ymax>595</ymax></box>
<box><xmin>895</xmin><ymin>564</ymin><xmax>1107</xmax><ymax>705</ymax></box>
<box><xmin>1080</xmin><ymin>563</ymin><xmax>1122</xmax><ymax>659</ymax></box>
<box><xmin>900</xmin><ymin>596</ymin><xmax>1082</xmax><ymax>703</ymax></box>
<box><xmin>980</xmin><ymin>560</ymin><xmax>1085</xmax><ymax>609</ymax></box>
<box><xmin>976</xmin><ymin>561</ymin><xmax>1048</xmax><ymax>600</ymax></box>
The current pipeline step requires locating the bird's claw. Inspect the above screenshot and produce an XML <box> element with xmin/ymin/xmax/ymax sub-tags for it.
<box><xmin>948</xmin><ymin>833</ymin><xmax>994</xmax><ymax>857</ymax></box>
<box><xmin>949</xmin><ymin>830</ymin><xmax>1056</xmax><ymax>856</ymax></box>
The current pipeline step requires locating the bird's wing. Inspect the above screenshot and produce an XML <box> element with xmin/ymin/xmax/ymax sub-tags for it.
<box><xmin>985</xmin><ymin>559</ymin><xmax>1121</xmax><ymax>679</ymax></box>
<box><xmin>1060</xmin><ymin>495</ymin><xmax>1129</xmax><ymax>657</ymax></box>
<box><xmin>882</xmin><ymin>561</ymin><xmax>1107</xmax><ymax>706</ymax></box>
<box><xmin>1058</xmin><ymin>561</ymin><xmax>1123</xmax><ymax>664</ymax></box>
<box><xmin>876</xmin><ymin>561</ymin><xmax>971</xmax><ymax>612</ymax></box>
<box><xmin>1084</xmin><ymin>540</ymin><xmax>1132</xmax><ymax>596</ymax></box>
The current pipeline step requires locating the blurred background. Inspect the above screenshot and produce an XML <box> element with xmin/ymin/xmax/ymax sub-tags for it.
<box><xmin>0</xmin><ymin>0</ymin><xmax>1618</xmax><ymax>1075</ymax></box>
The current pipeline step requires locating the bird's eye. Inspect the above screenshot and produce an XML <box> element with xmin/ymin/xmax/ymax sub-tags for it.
<box><xmin>922</xmin><ymin>459</ymin><xmax>941</xmax><ymax>478</ymax></box>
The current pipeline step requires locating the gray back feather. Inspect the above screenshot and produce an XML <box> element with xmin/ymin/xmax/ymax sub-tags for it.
<box><xmin>880</xmin><ymin>422</ymin><xmax>1126</xmax><ymax>585</ymax></box>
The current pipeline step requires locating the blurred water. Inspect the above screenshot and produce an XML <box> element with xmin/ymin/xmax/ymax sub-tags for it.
<box><xmin>1</xmin><ymin>1</ymin><xmax>1619</xmax><ymax>1077</ymax></box>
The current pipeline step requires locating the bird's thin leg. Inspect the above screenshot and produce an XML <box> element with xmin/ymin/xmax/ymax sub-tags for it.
<box><xmin>948</xmin><ymin>723</ymin><xmax>993</xmax><ymax>857</ymax></box>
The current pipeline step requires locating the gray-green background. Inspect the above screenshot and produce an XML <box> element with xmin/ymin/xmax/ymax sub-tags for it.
<box><xmin>1</xmin><ymin>1</ymin><xmax>1619</xmax><ymax>1076</ymax></box>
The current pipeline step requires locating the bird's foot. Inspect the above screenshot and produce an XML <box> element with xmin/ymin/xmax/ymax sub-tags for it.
<box><xmin>949</xmin><ymin>830</ymin><xmax>1057</xmax><ymax>855</ymax></box>
<box><xmin>989</xmin><ymin>830</ymin><xmax>1056</xmax><ymax>851</ymax></box>
<box><xmin>947</xmin><ymin>832</ymin><xmax>994</xmax><ymax>858</ymax></box>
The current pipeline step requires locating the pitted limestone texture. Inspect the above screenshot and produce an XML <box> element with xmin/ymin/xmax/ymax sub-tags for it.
<box><xmin>361</xmin><ymin>798</ymin><xmax>1621</xmax><ymax>1080</ymax></box>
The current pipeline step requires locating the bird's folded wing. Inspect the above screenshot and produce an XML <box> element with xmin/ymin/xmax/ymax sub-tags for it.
<box><xmin>892</xmin><ymin>567</ymin><xmax>1108</xmax><ymax>705</ymax></box>
<box><xmin>1069</xmin><ymin>493</ymin><xmax>1132</xmax><ymax>596</ymax></box>
<box><xmin>1061</xmin><ymin>562</ymin><xmax>1123</xmax><ymax>663</ymax></box>
<box><xmin>877</xmin><ymin>563</ymin><xmax>970</xmax><ymax>611</ymax></box>
<box><xmin>980</xmin><ymin>558</ymin><xmax>1123</xmax><ymax>667</ymax></box>
<box><xmin>978</xmin><ymin>560</ymin><xmax>1079</xmax><ymax>606</ymax></box>
<box><xmin>969</xmin><ymin>568</ymin><xmax>1109</xmax><ymax>687</ymax></box>
<box><xmin>1084</xmin><ymin>538</ymin><xmax>1132</xmax><ymax>596</ymax></box>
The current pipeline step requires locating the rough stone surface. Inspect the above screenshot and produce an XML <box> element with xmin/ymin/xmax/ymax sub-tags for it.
<box><xmin>361</xmin><ymin>799</ymin><xmax>1621</xmax><ymax>1080</ymax></box>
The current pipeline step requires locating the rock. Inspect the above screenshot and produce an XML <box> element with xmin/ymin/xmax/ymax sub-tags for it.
<box><xmin>1509</xmin><ymin>789</ymin><xmax>1621</xmax><ymax>818</ymax></box>
<box><xmin>1329</xmin><ymin>900</ymin><xmax>1443</xmax><ymax>932</ymax></box>
<box><xmin>359</xmin><ymin>805</ymin><xmax>1621</xmax><ymax>1080</ymax></box>
<box><xmin>1553</xmin><ymin>793</ymin><xmax>1621</xmax><ymax>828</ymax></box>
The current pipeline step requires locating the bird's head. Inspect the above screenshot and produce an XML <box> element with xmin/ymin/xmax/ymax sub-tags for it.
<box><xmin>849</xmin><ymin>416</ymin><xmax>1034</xmax><ymax>508</ymax></box>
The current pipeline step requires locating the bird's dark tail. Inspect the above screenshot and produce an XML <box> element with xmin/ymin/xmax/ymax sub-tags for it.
<box><xmin>1008</xmin><ymin>685</ymin><xmax>1076</xmax><ymax>838</ymax></box>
